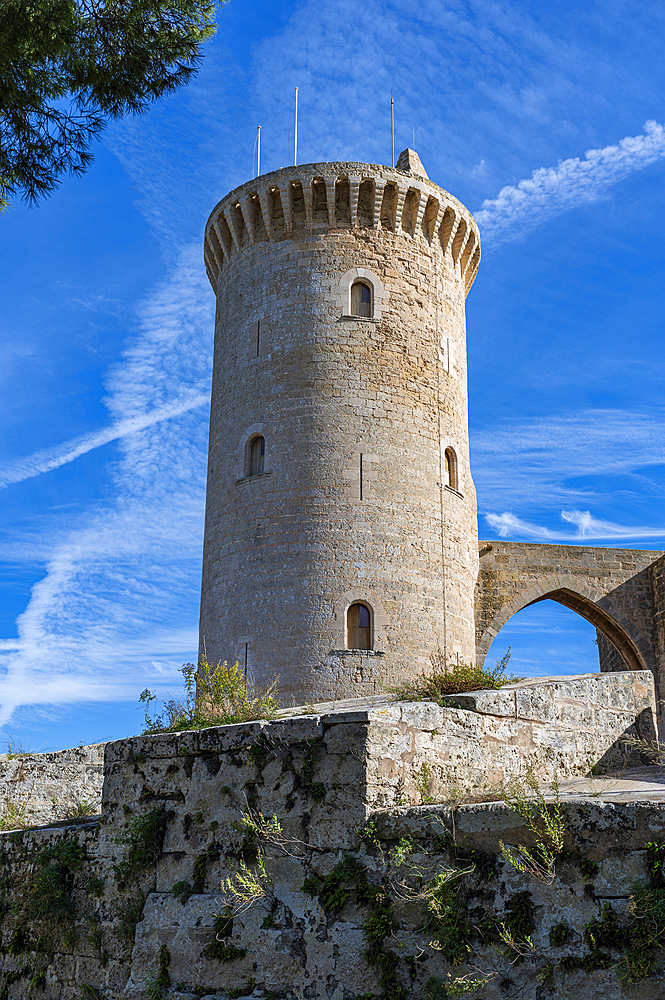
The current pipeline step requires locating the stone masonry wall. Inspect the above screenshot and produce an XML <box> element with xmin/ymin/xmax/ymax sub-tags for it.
<box><xmin>0</xmin><ymin>671</ymin><xmax>659</xmax><ymax>999</ymax></box>
<box><xmin>0</xmin><ymin>744</ymin><xmax>105</xmax><ymax>828</ymax></box>
<box><xmin>367</xmin><ymin>670</ymin><xmax>657</xmax><ymax>805</ymax></box>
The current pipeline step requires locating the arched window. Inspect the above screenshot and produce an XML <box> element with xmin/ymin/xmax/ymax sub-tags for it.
<box><xmin>248</xmin><ymin>435</ymin><xmax>265</xmax><ymax>476</ymax></box>
<box><xmin>347</xmin><ymin>602</ymin><xmax>372</xmax><ymax>650</ymax></box>
<box><xmin>444</xmin><ymin>448</ymin><xmax>458</xmax><ymax>491</ymax></box>
<box><xmin>351</xmin><ymin>281</ymin><xmax>372</xmax><ymax>317</ymax></box>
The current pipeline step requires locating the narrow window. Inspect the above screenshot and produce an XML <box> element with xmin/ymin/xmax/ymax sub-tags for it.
<box><xmin>351</xmin><ymin>281</ymin><xmax>372</xmax><ymax>317</ymax></box>
<box><xmin>248</xmin><ymin>435</ymin><xmax>265</xmax><ymax>476</ymax></box>
<box><xmin>444</xmin><ymin>448</ymin><xmax>458</xmax><ymax>491</ymax></box>
<box><xmin>347</xmin><ymin>602</ymin><xmax>372</xmax><ymax>650</ymax></box>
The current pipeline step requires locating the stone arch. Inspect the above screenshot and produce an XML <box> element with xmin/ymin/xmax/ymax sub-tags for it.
<box><xmin>476</xmin><ymin>574</ymin><xmax>651</xmax><ymax>675</ymax></box>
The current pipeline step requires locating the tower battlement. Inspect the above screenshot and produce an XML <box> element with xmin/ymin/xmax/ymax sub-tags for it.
<box><xmin>203</xmin><ymin>157</ymin><xmax>481</xmax><ymax>295</ymax></box>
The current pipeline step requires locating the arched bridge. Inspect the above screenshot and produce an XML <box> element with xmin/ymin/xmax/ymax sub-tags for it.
<box><xmin>475</xmin><ymin>541</ymin><xmax>665</xmax><ymax>707</ymax></box>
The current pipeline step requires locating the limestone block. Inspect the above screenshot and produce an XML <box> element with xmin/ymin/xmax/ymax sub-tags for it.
<box><xmin>441</xmin><ymin>688</ymin><xmax>516</xmax><ymax>717</ymax></box>
<box><xmin>396</xmin><ymin>701</ymin><xmax>450</xmax><ymax>730</ymax></box>
<box><xmin>594</xmin><ymin>850</ymin><xmax>647</xmax><ymax>896</ymax></box>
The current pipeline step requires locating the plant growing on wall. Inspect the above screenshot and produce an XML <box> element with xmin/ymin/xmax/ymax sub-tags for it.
<box><xmin>139</xmin><ymin>657</ymin><xmax>279</xmax><ymax>734</ymax></box>
<box><xmin>392</xmin><ymin>648</ymin><xmax>522</xmax><ymax>702</ymax></box>
<box><xmin>500</xmin><ymin>773</ymin><xmax>564</xmax><ymax>885</ymax></box>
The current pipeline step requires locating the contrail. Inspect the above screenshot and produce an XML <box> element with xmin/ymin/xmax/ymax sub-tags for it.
<box><xmin>0</xmin><ymin>393</ymin><xmax>209</xmax><ymax>490</ymax></box>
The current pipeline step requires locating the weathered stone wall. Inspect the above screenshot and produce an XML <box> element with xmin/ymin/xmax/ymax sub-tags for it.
<box><xmin>0</xmin><ymin>671</ymin><xmax>659</xmax><ymax>999</ymax></box>
<box><xmin>0</xmin><ymin>744</ymin><xmax>105</xmax><ymax>828</ymax></box>
<box><xmin>367</xmin><ymin>670</ymin><xmax>657</xmax><ymax>806</ymax></box>
<box><xmin>200</xmin><ymin>154</ymin><xmax>480</xmax><ymax>705</ymax></box>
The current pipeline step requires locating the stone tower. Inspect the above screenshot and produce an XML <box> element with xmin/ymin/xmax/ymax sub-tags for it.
<box><xmin>200</xmin><ymin>149</ymin><xmax>481</xmax><ymax>704</ymax></box>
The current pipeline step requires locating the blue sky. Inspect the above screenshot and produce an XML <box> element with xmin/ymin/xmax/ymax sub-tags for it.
<box><xmin>2</xmin><ymin>0</ymin><xmax>665</xmax><ymax>748</ymax></box>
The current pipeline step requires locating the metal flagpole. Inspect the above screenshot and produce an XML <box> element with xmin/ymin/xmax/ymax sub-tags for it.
<box><xmin>257</xmin><ymin>126</ymin><xmax>261</xmax><ymax>176</ymax></box>
<box><xmin>391</xmin><ymin>90</ymin><xmax>395</xmax><ymax>167</ymax></box>
<box><xmin>294</xmin><ymin>88</ymin><xmax>298</xmax><ymax>166</ymax></box>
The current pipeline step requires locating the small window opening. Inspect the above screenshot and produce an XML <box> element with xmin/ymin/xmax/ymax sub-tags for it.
<box><xmin>351</xmin><ymin>281</ymin><xmax>372</xmax><ymax>317</ymax></box>
<box><xmin>249</xmin><ymin>436</ymin><xmax>265</xmax><ymax>476</ymax></box>
<box><xmin>444</xmin><ymin>448</ymin><xmax>458</xmax><ymax>491</ymax></box>
<box><xmin>347</xmin><ymin>602</ymin><xmax>372</xmax><ymax>650</ymax></box>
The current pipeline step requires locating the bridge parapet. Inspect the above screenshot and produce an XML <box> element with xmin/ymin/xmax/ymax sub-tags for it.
<box><xmin>475</xmin><ymin>540</ymin><xmax>665</xmax><ymax>730</ymax></box>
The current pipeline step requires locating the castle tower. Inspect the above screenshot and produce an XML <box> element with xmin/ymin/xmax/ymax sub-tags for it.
<box><xmin>200</xmin><ymin>149</ymin><xmax>481</xmax><ymax>703</ymax></box>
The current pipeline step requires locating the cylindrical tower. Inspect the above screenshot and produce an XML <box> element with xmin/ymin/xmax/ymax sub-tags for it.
<box><xmin>200</xmin><ymin>149</ymin><xmax>480</xmax><ymax>704</ymax></box>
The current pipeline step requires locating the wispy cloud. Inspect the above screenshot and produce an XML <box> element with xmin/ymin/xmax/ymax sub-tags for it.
<box><xmin>0</xmin><ymin>245</ymin><xmax>214</xmax><ymax>727</ymax></box>
<box><xmin>476</xmin><ymin>120</ymin><xmax>665</xmax><ymax>247</ymax></box>
<box><xmin>471</xmin><ymin>407</ymin><xmax>665</xmax><ymax>511</ymax></box>
<box><xmin>0</xmin><ymin>394</ymin><xmax>207</xmax><ymax>490</ymax></box>
<box><xmin>485</xmin><ymin>509</ymin><xmax>665</xmax><ymax>543</ymax></box>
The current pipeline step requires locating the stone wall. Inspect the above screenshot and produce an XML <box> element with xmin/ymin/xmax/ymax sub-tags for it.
<box><xmin>0</xmin><ymin>671</ymin><xmax>659</xmax><ymax>999</ymax></box>
<box><xmin>0</xmin><ymin>744</ymin><xmax>105</xmax><ymax>828</ymax></box>
<box><xmin>367</xmin><ymin>670</ymin><xmax>657</xmax><ymax>806</ymax></box>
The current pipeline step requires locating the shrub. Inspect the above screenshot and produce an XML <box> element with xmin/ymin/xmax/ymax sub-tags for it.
<box><xmin>139</xmin><ymin>658</ymin><xmax>280</xmax><ymax>734</ymax></box>
<box><xmin>29</xmin><ymin>838</ymin><xmax>85</xmax><ymax>919</ymax></box>
<box><xmin>392</xmin><ymin>648</ymin><xmax>522</xmax><ymax>702</ymax></box>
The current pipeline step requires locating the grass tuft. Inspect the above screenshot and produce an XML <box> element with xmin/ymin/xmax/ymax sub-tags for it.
<box><xmin>391</xmin><ymin>648</ymin><xmax>522</xmax><ymax>702</ymax></box>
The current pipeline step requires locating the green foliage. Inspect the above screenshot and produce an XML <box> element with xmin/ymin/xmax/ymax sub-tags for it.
<box><xmin>426</xmin><ymin>869</ymin><xmax>475</xmax><ymax>965</ymax></box>
<box><xmin>548</xmin><ymin>921</ymin><xmax>570</xmax><ymax>947</ymax></box>
<box><xmin>423</xmin><ymin>973</ymin><xmax>494</xmax><ymax>998</ymax></box>
<box><xmin>562</xmin><ymin>850</ymin><xmax>599</xmax><ymax>881</ymax></box>
<box><xmin>303</xmin><ymin>856</ymin><xmax>404</xmax><ymax>999</ymax></box>
<box><xmin>145</xmin><ymin>944</ymin><xmax>171</xmax><ymax>1000</ymax></box>
<box><xmin>79</xmin><ymin>987</ymin><xmax>103</xmax><ymax>1000</ymax></box>
<box><xmin>85</xmin><ymin>876</ymin><xmax>105</xmax><ymax>896</ymax></box>
<box><xmin>29</xmin><ymin>838</ymin><xmax>84</xmax><ymax>919</ymax></box>
<box><xmin>7</xmin><ymin>925</ymin><xmax>27</xmax><ymax>954</ymax></box>
<box><xmin>500</xmin><ymin>773</ymin><xmax>564</xmax><ymax>884</ymax></box>
<box><xmin>390</xmin><ymin>837</ymin><xmax>414</xmax><ymax>868</ymax></box>
<box><xmin>201</xmin><ymin>907</ymin><xmax>247</xmax><ymax>962</ymax></box>
<box><xmin>615</xmin><ymin>881</ymin><xmax>665</xmax><ymax>983</ymax></box>
<box><xmin>416</xmin><ymin>762</ymin><xmax>434</xmax><ymax>804</ymax></box>
<box><xmin>193</xmin><ymin>842</ymin><xmax>220</xmax><ymax>893</ymax></box>
<box><xmin>113</xmin><ymin>805</ymin><xmax>169</xmax><ymax>889</ymax></box>
<box><xmin>171</xmin><ymin>880</ymin><xmax>193</xmax><ymax>905</ymax></box>
<box><xmin>0</xmin><ymin>966</ymin><xmax>32</xmax><ymax>1000</ymax></box>
<box><xmin>117</xmin><ymin>894</ymin><xmax>146</xmax><ymax>942</ymax></box>
<box><xmin>85</xmin><ymin>914</ymin><xmax>106</xmax><ymax>964</ymax></box>
<box><xmin>584</xmin><ymin>903</ymin><xmax>627</xmax><ymax>951</ymax></box>
<box><xmin>63</xmin><ymin>800</ymin><xmax>97</xmax><ymax>820</ymax></box>
<box><xmin>140</xmin><ymin>658</ymin><xmax>279</xmax><ymax>734</ymax></box>
<box><xmin>221</xmin><ymin>852</ymin><xmax>273</xmax><ymax>913</ymax></box>
<box><xmin>307</xmin><ymin>856</ymin><xmax>373</xmax><ymax>912</ymax></box>
<box><xmin>537</xmin><ymin>963</ymin><xmax>554</xmax><ymax>986</ymax></box>
<box><xmin>503</xmin><ymin>891</ymin><xmax>536</xmax><ymax>941</ymax></box>
<box><xmin>358</xmin><ymin>820</ymin><xmax>381</xmax><ymax>848</ymax></box>
<box><xmin>560</xmin><ymin>951</ymin><xmax>613</xmax><ymax>972</ymax></box>
<box><xmin>0</xmin><ymin>0</ymin><xmax>221</xmax><ymax>209</ymax></box>
<box><xmin>0</xmin><ymin>800</ymin><xmax>29</xmax><ymax>832</ymax></box>
<box><xmin>301</xmin><ymin>739</ymin><xmax>326</xmax><ymax>800</ymax></box>
<box><xmin>392</xmin><ymin>648</ymin><xmax>522</xmax><ymax>702</ymax></box>
<box><xmin>645</xmin><ymin>840</ymin><xmax>665</xmax><ymax>888</ymax></box>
